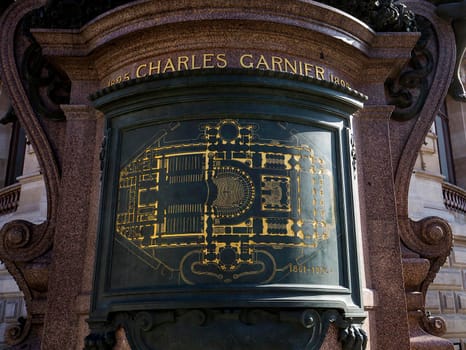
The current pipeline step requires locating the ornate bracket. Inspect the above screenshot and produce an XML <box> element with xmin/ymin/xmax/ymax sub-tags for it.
<box><xmin>400</xmin><ymin>216</ymin><xmax>453</xmax><ymax>345</ymax></box>
<box><xmin>386</xmin><ymin>15</ymin><xmax>435</xmax><ymax>121</ymax></box>
<box><xmin>20</xmin><ymin>13</ymin><xmax>71</xmax><ymax>121</ymax></box>
<box><xmin>85</xmin><ymin>309</ymin><xmax>366</xmax><ymax>350</ymax></box>
<box><xmin>0</xmin><ymin>0</ymin><xmax>72</xmax><ymax>345</ymax></box>
<box><xmin>0</xmin><ymin>220</ymin><xmax>52</xmax><ymax>346</ymax></box>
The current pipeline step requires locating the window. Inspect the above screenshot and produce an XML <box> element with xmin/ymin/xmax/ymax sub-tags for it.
<box><xmin>3</xmin><ymin>118</ymin><xmax>26</xmax><ymax>187</ymax></box>
<box><xmin>0</xmin><ymin>83</ymin><xmax>25</xmax><ymax>188</ymax></box>
<box><xmin>435</xmin><ymin>104</ymin><xmax>456</xmax><ymax>184</ymax></box>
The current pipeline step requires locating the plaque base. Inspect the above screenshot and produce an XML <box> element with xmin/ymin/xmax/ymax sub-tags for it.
<box><xmin>84</xmin><ymin>308</ymin><xmax>366</xmax><ymax>350</ymax></box>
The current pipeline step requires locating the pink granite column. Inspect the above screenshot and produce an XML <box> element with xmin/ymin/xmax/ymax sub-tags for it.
<box><xmin>41</xmin><ymin>105</ymin><xmax>103</xmax><ymax>350</ymax></box>
<box><xmin>354</xmin><ymin>105</ymin><xmax>411</xmax><ymax>350</ymax></box>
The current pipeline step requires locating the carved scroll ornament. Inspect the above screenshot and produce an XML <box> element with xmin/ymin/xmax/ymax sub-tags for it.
<box><xmin>0</xmin><ymin>220</ymin><xmax>51</xmax><ymax>347</ymax></box>
<box><xmin>385</xmin><ymin>15</ymin><xmax>435</xmax><ymax>121</ymax></box>
<box><xmin>388</xmin><ymin>2</ymin><xmax>455</xmax><ymax>347</ymax></box>
<box><xmin>400</xmin><ymin>216</ymin><xmax>453</xmax><ymax>343</ymax></box>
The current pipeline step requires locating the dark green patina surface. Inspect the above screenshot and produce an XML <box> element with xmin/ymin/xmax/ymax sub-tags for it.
<box><xmin>86</xmin><ymin>70</ymin><xmax>367</xmax><ymax>349</ymax></box>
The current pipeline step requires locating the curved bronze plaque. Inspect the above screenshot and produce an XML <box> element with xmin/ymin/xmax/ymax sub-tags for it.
<box><xmin>112</xmin><ymin>118</ymin><xmax>339</xmax><ymax>288</ymax></box>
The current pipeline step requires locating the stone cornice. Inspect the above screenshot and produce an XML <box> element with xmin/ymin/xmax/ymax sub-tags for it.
<box><xmin>30</xmin><ymin>0</ymin><xmax>417</xmax><ymax>33</ymax></box>
<box><xmin>30</xmin><ymin>0</ymin><xmax>379</xmax><ymax>57</ymax></box>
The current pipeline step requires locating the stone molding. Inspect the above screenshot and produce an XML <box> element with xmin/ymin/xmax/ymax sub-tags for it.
<box><xmin>30</xmin><ymin>0</ymin><xmax>417</xmax><ymax>33</ymax></box>
<box><xmin>31</xmin><ymin>0</ymin><xmax>419</xmax><ymax>89</ymax></box>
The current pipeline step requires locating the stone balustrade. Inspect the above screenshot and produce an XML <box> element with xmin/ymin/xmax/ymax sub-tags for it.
<box><xmin>0</xmin><ymin>183</ymin><xmax>20</xmax><ymax>216</ymax></box>
<box><xmin>443</xmin><ymin>182</ymin><xmax>466</xmax><ymax>214</ymax></box>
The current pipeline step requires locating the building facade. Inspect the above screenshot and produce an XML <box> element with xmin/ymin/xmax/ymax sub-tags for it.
<box><xmin>410</xmin><ymin>93</ymin><xmax>466</xmax><ymax>348</ymax></box>
<box><xmin>0</xmin><ymin>1</ymin><xmax>464</xmax><ymax>349</ymax></box>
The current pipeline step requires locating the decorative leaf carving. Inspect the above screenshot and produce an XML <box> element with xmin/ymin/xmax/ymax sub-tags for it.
<box><xmin>386</xmin><ymin>16</ymin><xmax>435</xmax><ymax>121</ymax></box>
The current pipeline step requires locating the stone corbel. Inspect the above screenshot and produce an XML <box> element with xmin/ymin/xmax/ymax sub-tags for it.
<box><xmin>399</xmin><ymin>216</ymin><xmax>453</xmax><ymax>349</ymax></box>
<box><xmin>0</xmin><ymin>220</ymin><xmax>52</xmax><ymax>347</ymax></box>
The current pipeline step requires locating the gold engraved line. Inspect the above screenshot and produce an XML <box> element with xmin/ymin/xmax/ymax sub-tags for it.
<box><xmin>116</xmin><ymin>233</ymin><xmax>175</xmax><ymax>271</ymax></box>
<box><xmin>160</xmin><ymin>233</ymin><xmax>204</xmax><ymax>238</ymax></box>
<box><xmin>154</xmin><ymin>146</ymin><xmax>206</xmax><ymax>154</ymax></box>
<box><xmin>253</xmin><ymin>142</ymin><xmax>314</xmax><ymax>152</ymax></box>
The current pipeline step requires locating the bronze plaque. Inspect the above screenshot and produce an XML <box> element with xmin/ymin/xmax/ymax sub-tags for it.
<box><xmin>111</xmin><ymin>118</ymin><xmax>340</xmax><ymax>288</ymax></box>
